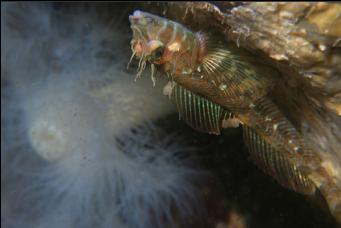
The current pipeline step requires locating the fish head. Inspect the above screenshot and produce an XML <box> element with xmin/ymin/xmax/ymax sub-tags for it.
<box><xmin>128</xmin><ymin>10</ymin><xmax>198</xmax><ymax>86</ymax></box>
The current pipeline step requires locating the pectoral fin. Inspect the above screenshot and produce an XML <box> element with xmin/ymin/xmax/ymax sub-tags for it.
<box><xmin>171</xmin><ymin>83</ymin><xmax>233</xmax><ymax>135</ymax></box>
<box><xmin>242</xmin><ymin>125</ymin><xmax>316</xmax><ymax>195</ymax></box>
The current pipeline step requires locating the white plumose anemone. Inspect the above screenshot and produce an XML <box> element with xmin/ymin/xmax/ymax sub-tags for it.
<box><xmin>25</xmin><ymin>79</ymin><xmax>108</xmax><ymax>162</ymax></box>
<box><xmin>1</xmin><ymin>3</ymin><xmax>203</xmax><ymax>228</ymax></box>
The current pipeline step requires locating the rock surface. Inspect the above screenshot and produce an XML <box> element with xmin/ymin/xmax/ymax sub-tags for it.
<box><xmin>143</xmin><ymin>2</ymin><xmax>341</xmax><ymax>224</ymax></box>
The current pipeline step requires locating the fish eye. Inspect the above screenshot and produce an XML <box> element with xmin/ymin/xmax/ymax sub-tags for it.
<box><xmin>151</xmin><ymin>46</ymin><xmax>164</xmax><ymax>61</ymax></box>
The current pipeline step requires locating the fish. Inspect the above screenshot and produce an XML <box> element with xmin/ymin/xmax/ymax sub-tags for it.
<box><xmin>128</xmin><ymin>10</ymin><xmax>341</xmax><ymax>222</ymax></box>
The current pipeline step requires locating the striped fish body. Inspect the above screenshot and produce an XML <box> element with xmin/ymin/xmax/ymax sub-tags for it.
<box><xmin>128</xmin><ymin>10</ymin><xmax>341</xmax><ymax>222</ymax></box>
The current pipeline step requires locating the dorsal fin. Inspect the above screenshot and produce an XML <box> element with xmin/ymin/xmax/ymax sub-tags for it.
<box><xmin>242</xmin><ymin>125</ymin><xmax>316</xmax><ymax>195</ymax></box>
<box><xmin>171</xmin><ymin>83</ymin><xmax>233</xmax><ymax>135</ymax></box>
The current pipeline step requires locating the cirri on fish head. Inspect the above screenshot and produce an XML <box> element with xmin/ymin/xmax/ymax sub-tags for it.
<box><xmin>128</xmin><ymin>10</ymin><xmax>205</xmax><ymax>86</ymax></box>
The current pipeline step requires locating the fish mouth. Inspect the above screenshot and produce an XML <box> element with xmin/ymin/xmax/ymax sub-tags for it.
<box><xmin>129</xmin><ymin>10</ymin><xmax>142</xmax><ymax>22</ymax></box>
<box><xmin>129</xmin><ymin>10</ymin><xmax>153</xmax><ymax>28</ymax></box>
<box><xmin>128</xmin><ymin>22</ymin><xmax>156</xmax><ymax>85</ymax></box>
